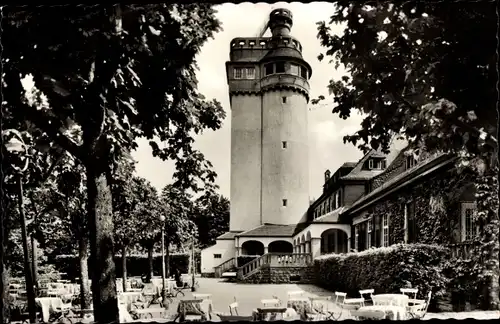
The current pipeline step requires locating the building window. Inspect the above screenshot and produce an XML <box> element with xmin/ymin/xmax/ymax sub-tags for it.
<box><xmin>282</xmin><ymin>141</ymin><xmax>287</xmax><ymax>149</ymax></box>
<box><xmin>290</xmin><ymin>64</ymin><xmax>299</xmax><ymax>75</ymax></box>
<box><xmin>265</xmin><ymin>64</ymin><xmax>274</xmax><ymax>76</ymax></box>
<box><xmin>382</xmin><ymin>214</ymin><xmax>390</xmax><ymax>247</ymax></box>
<box><xmin>336</xmin><ymin>191</ymin><xmax>341</xmax><ymax>208</ymax></box>
<box><xmin>404</xmin><ymin>202</ymin><xmax>417</xmax><ymax>243</ymax></box>
<box><xmin>368</xmin><ymin>159</ymin><xmax>374</xmax><ymax>169</ymax></box>
<box><xmin>326</xmin><ymin>198</ymin><xmax>331</xmax><ymax>213</ymax></box>
<box><xmin>367</xmin><ymin>219</ymin><xmax>373</xmax><ymax>248</ymax></box>
<box><xmin>405</xmin><ymin>155</ymin><xmax>418</xmax><ymax>170</ymax></box>
<box><xmin>300</xmin><ymin>66</ymin><xmax>308</xmax><ymax>79</ymax></box>
<box><xmin>330</xmin><ymin>196</ymin><xmax>335</xmax><ymax>211</ymax></box>
<box><xmin>234</xmin><ymin>68</ymin><xmax>243</xmax><ymax>79</ymax></box>
<box><xmin>282</xmin><ymin>96</ymin><xmax>287</xmax><ymax>103</ymax></box>
<box><xmin>214</xmin><ymin>254</ymin><xmax>222</xmax><ymax>259</ymax></box>
<box><xmin>275</xmin><ymin>62</ymin><xmax>286</xmax><ymax>73</ymax></box>
<box><xmin>245</xmin><ymin>67</ymin><xmax>255</xmax><ymax>79</ymax></box>
<box><xmin>461</xmin><ymin>202</ymin><xmax>478</xmax><ymax>241</ymax></box>
<box><xmin>368</xmin><ymin>159</ymin><xmax>386</xmax><ymax>170</ymax></box>
<box><xmin>282</xmin><ymin>199</ymin><xmax>288</xmax><ymax>207</ymax></box>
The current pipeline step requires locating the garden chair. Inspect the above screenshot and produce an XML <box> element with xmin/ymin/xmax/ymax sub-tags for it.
<box><xmin>359</xmin><ymin>289</ymin><xmax>375</xmax><ymax>306</ymax></box>
<box><xmin>333</xmin><ymin>292</ymin><xmax>364</xmax><ymax>319</ymax></box>
<box><xmin>216</xmin><ymin>297</ymin><xmax>254</xmax><ymax>321</ymax></box>
<box><xmin>400</xmin><ymin>288</ymin><xmax>419</xmax><ymax>305</ymax></box>
<box><xmin>173</xmin><ymin>299</ymin><xmax>206</xmax><ymax>322</ymax></box>
<box><xmin>407</xmin><ymin>291</ymin><xmax>432</xmax><ymax>319</ymax></box>
<box><xmin>173</xmin><ymin>281</ymin><xmax>186</xmax><ymax>297</ymax></box>
<box><xmin>350</xmin><ymin>309</ymin><xmax>386</xmax><ymax>320</ymax></box>
<box><xmin>306</xmin><ymin>296</ymin><xmax>333</xmax><ymax>321</ymax></box>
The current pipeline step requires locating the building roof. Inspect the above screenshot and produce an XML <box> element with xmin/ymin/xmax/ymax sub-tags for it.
<box><xmin>217</xmin><ymin>231</ymin><xmax>242</xmax><ymax>240</ymax></box>
<box><xmin>344</xmin><ymin>152</ymin><xmax>454</xmax><ymax>216</ymax></box>
<box><xmin>237</xmin><ymin>224</ymin><xmax>297</xmax><ymax>237</ymax></box>
<box><xmin>312</xmin><ymin>207</ymin><xmax>346</xmax><ymax>223</ymax></box>
<box><xmin>341</xmin><ymin>162</ymin><xmax>357</xmax><ymax>168</ymax></box>
<box><xmin>340</xmin><ymin>149</ymin><xmax>385</xmax><ymax>181</ymax></box>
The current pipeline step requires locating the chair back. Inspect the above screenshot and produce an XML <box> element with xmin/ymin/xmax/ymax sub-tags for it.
<box><xmin>334</xmin><ymin>292</ymin><xmax>347</xmax><ymax>304</ymax></box>
<box><xmin>309</xmin><ymin>296</ymin><xmax>330</xmax><ymax>313</ymax></box>
<box><xmin>423</xmin><ymin>291</ymin><xmax>432</xmax><ymax>313</ymax></box>
<box><xmin>359</xmin><ymin>289</ymin><xmax>374</xmax><ymax>302</ymax></box>
<box><xmin>400</xmin><ymin>288</ymin><xmax>418</xmax><ymax>299</ymax></box>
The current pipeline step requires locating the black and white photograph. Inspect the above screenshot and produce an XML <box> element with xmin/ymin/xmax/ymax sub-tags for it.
<box><xmin>1</xmin><ymin>1</ymin><xmax>499</xmax><ymax>323</ymax></box>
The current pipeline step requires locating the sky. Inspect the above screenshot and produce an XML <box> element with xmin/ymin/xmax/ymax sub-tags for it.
<box><xmin>132</xmin><ymin>2</ymin><xmax>365</xmax><ymax>200</ymax></box>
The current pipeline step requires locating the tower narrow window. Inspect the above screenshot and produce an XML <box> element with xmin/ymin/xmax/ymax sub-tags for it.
<box><xmin>265</xmin><ymin>63</ymin><xmax>274</xmax><ymax>76</ymax></box>
<box><xmin>234</xmin><ymin>68</ymin><xmax>243</xmax><ymax>79</ymax></box>
<box><xmin>282</xmin><ymin>199</ymin><xmax>288</xmax><ymax>207</ymax></box>
<box><xmin>282</xmin><ymin>141</ymin><xmax>287</xmax><ymax>149</ymax></box>
<box><xmin>275</xmin><ymin>62</ymin><xmax>285</xmax><ymax>73</ymax></box>
<box><xmin>290</xmin><ymin>64</ymin><xmax>299</xmax><ymax>76</ymax></box>
<box><xmin>300</xmin><ymin>66</ymin><xmax>308</xmax><ymax>79</ymax></box>
<box><xmin>282</xmin><ymin>96</ymin><xmax>287</xmax><ymax>103</ymax></box>
<box><xmin>246</xmin><ymin>67</ymin><xmax>255</xmax><ymax>79</ymax></box>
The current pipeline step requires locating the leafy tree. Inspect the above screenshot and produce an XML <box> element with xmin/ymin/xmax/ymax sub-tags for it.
<box><xmin>112</xmin><ymin>167</ymin><xmax>160</xmax><ymax>291</ymax></box>
<box><xmin>160</xmin><ymin>184</ymin><xmax>198</xmax><ymax>277</ymax></box>
<box><xmin>316</xmin><ymin>1</ymin><xmax>498</xmax><ymax>309</ymax></box>
<box><xmin>192</xmin><ymin>190</ymin><xmax>230</xmax><ymax>248</ymax></box>
<box><xmin>3</xmin><ymin>4</ymin><xmax>224</xmax><ymax>321</ymax></box>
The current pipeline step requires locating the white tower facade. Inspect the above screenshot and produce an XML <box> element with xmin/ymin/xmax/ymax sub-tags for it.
<box><xmin>226</xmin><ymin>8</ymin><xmax>311</xmax><ymax>232</ymax></box>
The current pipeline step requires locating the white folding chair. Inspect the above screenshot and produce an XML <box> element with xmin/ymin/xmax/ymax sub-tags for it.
<box><xmin>400</xmin><ymin>288</ymin><xmax>419</xmax><ymax>305</ymax></box>
<box><xmin>359</xmin><ymin>289</ymin><xmax>375</xmax><ymax>306</ymax></box>
<box><xmin>407</xmin><ymin>291</ymin><xmax>432</xmax><ymax>319</ymax></box>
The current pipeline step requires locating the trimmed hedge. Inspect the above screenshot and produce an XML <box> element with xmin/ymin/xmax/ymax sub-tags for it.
<box><xmin>237</xmin><ymin>255</ymin><xmax>259</xmax><ymax>267</ymax></box>
<box><xmin>53</xmin><ymin>252</ymin><xmax>201</xmax><ymax>280</ymax></box>
<box><xmin>314</xmin><ymin>243</ymin><xmax>449</xmax><ymax>310</ymax></box>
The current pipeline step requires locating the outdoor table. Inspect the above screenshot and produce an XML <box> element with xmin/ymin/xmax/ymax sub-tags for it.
<box><xmin>254</xmin><ymin>307</ymin><xmax>288</xmax><ymax>321</ymax></box>
<box><xmin>372</xmin><ymin>294</ymin><xmax>409</xmax><ymax>307</ymax></box>
<box><xmin>261</xmin><ymin>299</ymin><xmax>281</xmax><ymax>307</ymax></box>
<box><xmin>357</xmin><ymin>305</ymin><xmax>407</xmax><ymax>320</ymax></box>
<box><xmin>175</xmin><ymin>299</ymin><xmax>208</xmax><ymax>322</ymax></box>
<box><xmin>192</xmin><ymin>293</ymin><xmax>212</xmax><ymax>300</ymax></box>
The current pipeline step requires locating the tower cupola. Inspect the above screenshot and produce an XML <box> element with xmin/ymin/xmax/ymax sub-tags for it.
<box><xmin>269</xmin><ymin>8</ymin><xmax>293</xmax><ymax>37</ymax></box>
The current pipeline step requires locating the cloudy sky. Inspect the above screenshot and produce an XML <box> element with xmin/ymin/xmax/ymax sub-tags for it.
<box><xmin>132</xmin><ymin>2</ymin><xmax>365</xmax><ymax>200</ymax></box>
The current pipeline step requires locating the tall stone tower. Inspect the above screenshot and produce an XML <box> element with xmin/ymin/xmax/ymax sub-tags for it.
<box><xmin>226</xmin><ymin>8</ymin><xmax>311</xmax><ymax>232</ymax></box>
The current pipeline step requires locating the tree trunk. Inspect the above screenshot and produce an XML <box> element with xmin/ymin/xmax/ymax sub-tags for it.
<box><xmin>147</xmin><ymin>244</ymin><xmax>154</xmax><ymax>281</ymax></box>
<box><xmin>0</xmin><ymin>198</ymin><xmax>9</xmax><ymax>323</ymax></box>
<box><xmin>165</xmin><ymin>242</ymin><xmax>170</xmax><ymax>278</ymax></box>
<box><xmin>122</xmin><ymin>245</ymin><xmax>127</xmax><ymax>293</ymax></box>
<box><xmin>86</xmin><ymin>163</ymin><xmax>119</xmax><ymax>324</ymax></box>
<box><xmin>79</xmin><ymin>235</ymin><xmax>91</xmax><ymax>312</ymax></box>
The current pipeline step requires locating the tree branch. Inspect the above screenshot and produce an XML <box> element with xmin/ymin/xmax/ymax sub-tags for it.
<box><xmin>21</xmin><ymin>103</ymin><xmax>85</xmax><ymax>163</ymax></box>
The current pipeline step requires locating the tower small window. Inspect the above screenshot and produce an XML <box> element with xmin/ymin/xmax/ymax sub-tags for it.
<box><xmin>246</xmin><ymin>67</ymin><xmax>255</xmax><ymax>79</ymax></box>
<box><xmin>300</xmin><ymin>66</ymin><xmax>308</xmax><ymax>79</ymax></box>
<box><xmin>275</xmin><ymin>62</ymin><xmax>285</xmax><ymax>73</ymax></box>
<box><xmin>282</xmin><ymin>141</ymin><xmax>287</xmax><ymax>149</ymax></box>
<box><xmin>234</xmin><ymin>68</ymin><xmax>243</xmax><ymax>79</ymax></box>
<box><xmin>290</xmin><ymin>64</ymin><xmax>299</xmax><ymax>76</ymax></box>
<box><xmin>282</xmin><ymin>96</ymin><xmax>287</xmax><ymax>103</ymax></box>
<box><xmin>265</xmin><ymin>63</ymin><xmax>274</xmax><ymax>76</ymax></box>
<box><xmin>282</xmin><ymin>199</ymin><xmax>288</xmax><ymax>207</ymax></box>
<box><xmin>214</xmin><ymin>254</ymin><xmax>222</xmax><ymax>259</ymax></box>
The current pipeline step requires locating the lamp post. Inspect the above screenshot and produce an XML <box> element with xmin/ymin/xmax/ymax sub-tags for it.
<box><xmin>159</xmin><ymin>215</ymin><xmax>167</xmax><ymax>306</ymax></box>
<box><xmin>191</xmin><ymin>238</ymin><xmax>196</xmax><ymax>292</ymax></box>
<box><xmin>3</xmin><ymin>129</ymin><xmax>37</xmax><ymax>323</ymax></box>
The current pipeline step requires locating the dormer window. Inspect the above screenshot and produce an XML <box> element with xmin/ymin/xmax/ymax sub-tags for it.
<box><xmin>405</xmin><ymin>155</ymin><xmax>418</xmax><ymax>170</ymax></box>
<box><xmin>368</xmin><ymin>158</ymin><xmax>386</xmax><ymax>170</ymax></box>
<box><xmin>234</xmin><ymin>68</ymin><xmax>243</xmax><ymax>79</ymax></box>
<box><xmin>324</xmin><ymin>169</ymin><xmax>331</xmax><ymax>183</ymax></box>
<box><xmin>245</xmin><ymin>68</ymin><xmax>255</xmax><ymax>79</ymax></box>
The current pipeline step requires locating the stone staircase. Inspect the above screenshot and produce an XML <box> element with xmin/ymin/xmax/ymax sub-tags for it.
<box><xmin>237</xmin><ymin>253</ymin><xmax>313</xmax><ymax>283</ymax></box>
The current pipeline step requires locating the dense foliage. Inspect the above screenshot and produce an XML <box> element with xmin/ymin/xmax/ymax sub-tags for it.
<box><xmin>314</xmin><ymin>244</ymin><xmax>449</xmax><ymax>311</ymax></box>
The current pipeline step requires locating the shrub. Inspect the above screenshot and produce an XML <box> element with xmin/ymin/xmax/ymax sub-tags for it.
<box><xmin>314</xmin><ymin>243</ymin><xmax>450</xmax><ymax>306</ymax></box>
